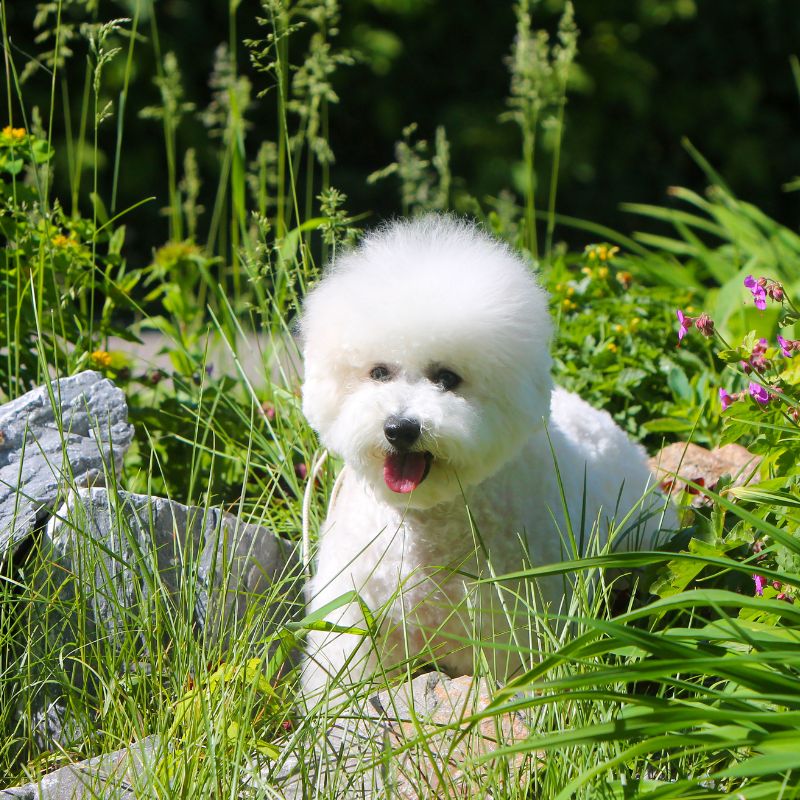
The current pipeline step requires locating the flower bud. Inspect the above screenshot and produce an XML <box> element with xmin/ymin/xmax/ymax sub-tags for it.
<box><xmin>695</xmin><ymin>313</ymin><xmax>714</xmax><ymax>337</ymax></box>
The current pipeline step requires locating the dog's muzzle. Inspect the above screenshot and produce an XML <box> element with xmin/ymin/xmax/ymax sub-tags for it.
<box><xmin>382</xmin><ymin>415</ymin><xmax>432</xmax><ymax>493</ymax></box>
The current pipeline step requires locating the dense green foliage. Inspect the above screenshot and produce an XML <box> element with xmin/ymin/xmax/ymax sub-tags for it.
<box><xmin>5</xmin><ymin>1</ymin><xmax>800</xmax><ymax>262</ymax></box>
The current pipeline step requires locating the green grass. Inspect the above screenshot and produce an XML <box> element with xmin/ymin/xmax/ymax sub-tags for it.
<box><xmin>2</xmin><ymin>0</ymin><xmax>800</xmax><ymax>797</ymax></box>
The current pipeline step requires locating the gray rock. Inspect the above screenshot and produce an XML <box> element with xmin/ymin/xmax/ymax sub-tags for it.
<box><xmin>22</xmin><ymin>487</ymin><xmax>303</xmax><ymax>751</ymax></box>
<box><xmin>0</xmin><ymin>372</ymin><xmax>133</xmax><ymax>562</ymax></box>
<box><xmin>38</xmin><ymin>487</ymin><xmax>303</xmax><ymax>644</ymax></box>
<box><xmin>0</xmin><ymin>737</ymin><xmax>158</xmax><ymax>799</ymax></box>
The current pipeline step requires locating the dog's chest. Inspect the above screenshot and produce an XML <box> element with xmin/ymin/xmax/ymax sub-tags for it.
<box><xmin>359</xmin><ymin>501</ymin><xmax>527</xmax><ymax>659</ymax></box>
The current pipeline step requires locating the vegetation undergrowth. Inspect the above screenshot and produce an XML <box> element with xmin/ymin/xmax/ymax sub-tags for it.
<box><xmin>1</xmin><ymin>0</ymin><xmax>799</xmax><ymax>797</ymax></box>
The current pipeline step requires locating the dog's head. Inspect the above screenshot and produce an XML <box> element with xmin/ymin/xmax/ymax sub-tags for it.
<box><xmin>300</xmin><ymin>215</ymin><xmax>553</xmax><ymax>509</ymax></box>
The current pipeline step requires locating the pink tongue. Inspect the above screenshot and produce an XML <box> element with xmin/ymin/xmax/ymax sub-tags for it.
<box><xmin>383</xmin><ymin>452</ymin><xmax>428</xmax><ymax>493</ymax></box>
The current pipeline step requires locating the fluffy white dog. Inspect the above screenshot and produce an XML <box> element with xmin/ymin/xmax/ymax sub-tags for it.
<box><xmin>300</xmin><ymin>215</ymin><xmax>668</xmax><ymax>699</ymax></box>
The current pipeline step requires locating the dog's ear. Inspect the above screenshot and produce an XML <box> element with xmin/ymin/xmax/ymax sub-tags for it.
<box><xmin>300</xmin><ymin>358</ymin><xmax>342</xmax><ymax>440</ymax></box>
<box><xmin>298</xmin><ymin>277</ymin><xmax>352</xmax><ymax>445</ymax></box>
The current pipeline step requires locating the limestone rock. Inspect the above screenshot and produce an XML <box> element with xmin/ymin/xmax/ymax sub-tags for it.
<box><xmin>0</xmin><ymin>372</ymin><xmax>133</xmax><ymax>562</ymax></box>
<box><xmin>270</xmin><ymin>671</ymin><xmax>535</xmax><ymax>799</ymax></box>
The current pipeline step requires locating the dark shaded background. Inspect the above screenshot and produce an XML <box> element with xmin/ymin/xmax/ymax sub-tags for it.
<box><xmin>6</xmin><ymin>0</ymin><xmax>800</xmax><ymax>262</ymax></box>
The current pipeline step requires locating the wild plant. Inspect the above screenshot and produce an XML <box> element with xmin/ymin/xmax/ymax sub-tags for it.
<box><xmin>502</xmin><ymin>0</ymin><xmax>578</xmax><ymax>259</ymax></box>
<box><xmin>368</xmin><ymin>122</ymin><xmax>452</xmax><ymax>217</ymax></box>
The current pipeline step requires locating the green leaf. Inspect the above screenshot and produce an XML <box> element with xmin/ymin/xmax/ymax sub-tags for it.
<box><xmin>651</xmin><ymin>538</ymin><xmax>728</xmax><ymax>598</ymax></box>
<box><xmin>667</xmin><ymin>366</ymin><xmax>692</xmax><ymax>402</ymax></box>
<box><xmin>717</xmin><ymin>348</ymin><xmax>742</xmax><ymax>363</ymax></box>
<box><xmin>643</xmin><ymin>416</ymin><xmax>693</xmax><ymax>433</ymax></box>
<box><xmin>285</xmin><ymin>589</ymin><xmax>374</xmax><ymax>633</ymax></box>
<box><xmin>90</xmin><ymin>191</ymin><xmax>110</xmax><ymax>224</ymax></box>
<box><xmin>727</xmin><ymin>486</ymin><xmax>800</xmax><ymax>508</ymax></box>
<box><xmin>717</xmin><ymin>750</ymin><xmax>800</xmax><ymax>779</ymax></box>
<box><xmin>4</xmin><ymin>158</ymin><xmax>23</xmax><ymax>176</ymax></box>
<box><xmin>109</xmin><ymin>224</ymin><xmax>126</xmax><ymax>255</ymax></box>
<box><xmin>31</xmin><ymin>139</ymin><xmax>54</xmax><ymax>163</ymax></box>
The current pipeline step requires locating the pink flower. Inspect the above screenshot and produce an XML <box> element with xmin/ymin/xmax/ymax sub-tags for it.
<box><xmin>747</xmin><ymin>338</ymin><xmax>770</xmax><ymax>373</ymax></box>
<box><xmin>744</xmin><ymin>275</ymin><xmax>767</xmax><ymax>310</ymax></box>
<box><xmin>695</xmin><ymin>312</ymin><xmax>715</xmax><ymax>337</ymax></box>
<box><xmin>767</xmin><ymin>282</ymin><xmax>785</xmax><ymax>302</ymax></box>
<box><xmin>753</xmin><ymin>574</ymin><xmax>765</xmax><ymax>596</ymax></box>
<box><xmin>778</xmin><ymin>335</ymin><xmax>795</xmax><ymax>358</ymax></box>
<box><xmin>676</xmin><ymin>309</ymin><xmax>693</xmax><ymax>343</ymax></box>
<box><xmin>719</xmin><ymin>387</ymin><xmax>734</xmax><ymax>411</ymax></box>
<box><xmin>748</xmin><ymin>382</ymin><xmax>770</xmax><ymax>405</ymax></box>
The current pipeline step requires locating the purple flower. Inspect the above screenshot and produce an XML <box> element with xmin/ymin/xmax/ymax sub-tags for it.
<box><xmin>719</xmin><ymin>387</ymin><xmax>733</xmax><ymax>411</ymax></box>
<box><xmin>778</xmin><ymin>335</ymin><xmax>794</xmax><ymax>358</ymax></box>
<box><xmin>744</xmin><ymin>275</ymin><xmax>767</xmax><ymax>310</ymax></box>
<box><xmin>748</xmin><ymin>382</ymin><xmax>770</xmax><ymax>405</ymax></box>
<box><xmin>753</xmin><ymin>574</ymin><xmax>765</xmax><ymax>596</ymax></box>
<box><xmin>676</xmin><ymin>309</ymin><xmax>693</xmax><ymax>343</ymax></box>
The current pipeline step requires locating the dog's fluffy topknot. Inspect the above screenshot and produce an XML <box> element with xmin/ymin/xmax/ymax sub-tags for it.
<box><xmin>300</xmin><ymin>215</ymin><xmax>554</xmax><ymax>501</ymax></box>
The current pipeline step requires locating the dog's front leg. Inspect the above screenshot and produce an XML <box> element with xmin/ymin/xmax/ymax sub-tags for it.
<box><xmin>300</xmin><ymin>593</ymin><xmax>378</xmax><ymax>707</ymax></box>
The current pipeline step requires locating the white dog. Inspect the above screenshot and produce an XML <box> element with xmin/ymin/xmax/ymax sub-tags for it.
<box><xmin>300</xmin><ymin>215</ymin><xmax>668</xmax><ymax>699</ymax></box>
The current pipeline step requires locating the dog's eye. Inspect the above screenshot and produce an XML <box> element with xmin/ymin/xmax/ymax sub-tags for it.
<box><xmin>369</xmin><ymin>365</ymin><xmax>392</xmax><ymax>382</ymax></box>
<box><xmin>432</xmin><ymin>369</ymin><xmax>462</xmax><ymax>392</ymax></box>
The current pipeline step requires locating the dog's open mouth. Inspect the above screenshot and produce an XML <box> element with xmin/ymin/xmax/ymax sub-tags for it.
<box><xmin>383</xmin><ymin>451</ymin><xmax>433</xmax><ymax>493</ymax></box>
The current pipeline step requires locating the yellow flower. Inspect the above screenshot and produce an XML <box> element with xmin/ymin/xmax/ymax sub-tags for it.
<box><xmin>51</xmin><ymin>233</ymin><xmax>78</xmax><ymax>249</ymax></box>
<box><xmin>1</xmin><ymin>125</ymin><xmax>26</xmax><ymax>143</ymax></box>
<box><xmin>597</xmin><ymin>266</ymin><xmax>609</xmax><ymax>279</ymax></box>
<box><xmin>581</xmin><ymin>266</ymin><xmax>593</xmax><ymax>276</ymax></box>
<box><xmin>630</xmin><ymin>317</ymin><xmax>641</xmax><ymax>329</ymax></box>
<box><xmin>617</xmin><ymin>271</ymin><xmax>633</xmax><ymax>289</ymax></box>
<box><xmin>585</xmin><ymin>243</ymin><xmax>621</xmax><ymax>263</ymax></box>
<box><xmin>561</xmin><ymin>298</ymin><xmax>577</xmax><ymax>312</ymax></box>
<box><xmin>613</xmin><ymin>324</ymin><xmax>624</xmax><ymax>334</ymax></box>
<box><xmin>153</xmin><ymin>240</ymin><xmax>201</xmax><ymax>268</ymax></box>
<box><xmin>606</xmin><ymin>342</ymin><xmax>618</xmax><ymax>353</ymax></box>
<box><xmin>90</xmin><ymin>350</ymin><xmax>112</xmax><ymax>369</ymax></box>
<box><xmin>566</xmin><ymin>286</ymin><xmax>576</xmax><ymax>297</ymax></box>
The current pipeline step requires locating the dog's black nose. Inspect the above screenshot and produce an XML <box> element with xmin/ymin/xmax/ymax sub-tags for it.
<box><xmin>384</xmin><ymin>416</ymin><xmax>421</xmax><ymax>450</ymax></box>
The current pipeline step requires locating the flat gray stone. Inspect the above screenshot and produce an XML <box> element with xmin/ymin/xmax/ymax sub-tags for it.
<box><xmin>0</xmin><ymin>736</ymin><xmax>157</xmax><ymax>799</ymax></box>
<box><xmin>0</xmin><ymin>372</ymin><xmax>133</xmax><ymax>562</ymax></box>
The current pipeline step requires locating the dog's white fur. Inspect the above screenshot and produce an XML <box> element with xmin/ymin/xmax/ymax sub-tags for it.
<box><xmin>300</xmin><ymin>215</ymin><xmax>668</xmax><ymax>698</ymax></box>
